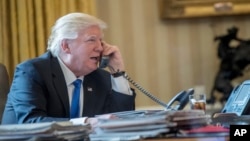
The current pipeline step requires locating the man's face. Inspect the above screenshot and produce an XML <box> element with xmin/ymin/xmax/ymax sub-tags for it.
<box><xmin>65</xmin><ymin>25</ymin><xmax>103</xmax><ymax>76</ymax></box>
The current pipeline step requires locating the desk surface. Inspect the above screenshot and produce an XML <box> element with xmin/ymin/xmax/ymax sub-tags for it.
<box><xmin>146</xmin><ymin>136</ymin><xmax>229</xmax><ymax>141</ymax></box>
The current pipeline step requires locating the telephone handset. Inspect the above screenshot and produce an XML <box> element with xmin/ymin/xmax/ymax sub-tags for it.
<box><xmin>166</xmin><ymin>88</ymin><xmax>194</xmax><ymax>110</ymax></box>
<box><xmin>99</xmin><ymin>56</ymin><xmax>193</xmax><ymax>110</ymax></box>
<box><xmin>99</xmin><ymin>56</ymin><xmax>110</xmax><ymax>69</ymax></box>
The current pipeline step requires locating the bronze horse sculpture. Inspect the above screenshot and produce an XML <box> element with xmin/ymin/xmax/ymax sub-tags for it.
<box><xmin>208</xmin><ymin>26</ymin><xmax>250</xmax><ymax>104</ymax></box>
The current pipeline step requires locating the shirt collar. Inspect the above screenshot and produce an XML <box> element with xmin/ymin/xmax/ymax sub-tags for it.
<box><xmin>57</xmin><ymin>57</ymin><xmax>84</xmax><ymax>85</ymax></box>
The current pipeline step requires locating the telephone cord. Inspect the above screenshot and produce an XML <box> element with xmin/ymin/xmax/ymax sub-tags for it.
<box><xmin>123</xmin><ymin>73</ymin><xmax>168</xmax><ymax>108</ymax></box>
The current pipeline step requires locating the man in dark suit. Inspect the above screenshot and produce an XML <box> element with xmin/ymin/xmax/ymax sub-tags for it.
<box><xmin>1</xmin><ymin>13</ymin><xmax>136</xmax><ymax>125</ymax></box>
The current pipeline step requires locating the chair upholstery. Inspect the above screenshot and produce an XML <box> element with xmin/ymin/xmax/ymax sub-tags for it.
<box><xmin>0</xmin><ymin>63</ymin><xmax>9</xmax><ymax>123</ymax></box>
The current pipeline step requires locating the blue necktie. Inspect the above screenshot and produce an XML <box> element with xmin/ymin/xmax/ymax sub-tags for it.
<box><xmin>70</xmin><ymin>79</ymin><xmax>82</xmax><ymax>118</ymax></box>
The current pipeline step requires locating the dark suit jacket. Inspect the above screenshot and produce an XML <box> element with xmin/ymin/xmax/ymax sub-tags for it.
<box><xmin>1</xmin><ymin>52</ymin><xmax>135</xmax><ymax>124</ymax></box>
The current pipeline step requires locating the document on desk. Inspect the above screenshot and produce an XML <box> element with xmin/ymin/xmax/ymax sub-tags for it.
<box><xmin>90</xmin><ymin>109</ymin><xmax>211</xmax><ymax>141</ymax></box>
<box><xmin>90</xmin><ymin>112</ymin><xmax>175</xmax><ymax>140</ymax></box>
<box><xmin>0</xmin><ymin>121</ymin><xmax>91</xmax><ymax>141</ymax></box>
<box><xmin>96</xmin><ymin>114</ymin><xmax>174</xmax><ymax>128</ymax></box>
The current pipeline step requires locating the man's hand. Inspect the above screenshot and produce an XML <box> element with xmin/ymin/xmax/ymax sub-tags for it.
<box><xmin>101</xmin><ymin>41</ymin><xmax>125</xmax><ymax>73</ymax></box>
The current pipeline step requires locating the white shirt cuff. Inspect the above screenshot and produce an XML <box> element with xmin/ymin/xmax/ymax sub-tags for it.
<box><xmin>111</xmin><ymin>76</ymin><xmax>132</xmax><ymax>95</ymax></box>
<box><xmin>69</xmin><ymin>117</ymin><xmax>88</xmax><ymax>125</ymax></box>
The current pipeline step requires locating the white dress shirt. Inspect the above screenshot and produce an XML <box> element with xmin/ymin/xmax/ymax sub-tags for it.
<box><xmin>57</xmin><ymin>58</ymin><xmax>132</xmax><ymax>124</ymax></box>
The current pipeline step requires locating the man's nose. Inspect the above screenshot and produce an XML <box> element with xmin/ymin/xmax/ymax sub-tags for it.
<box><xmin>96</xmin><ymin>41</ymin><xmax>103</xmax><ymax>51</ymax></box>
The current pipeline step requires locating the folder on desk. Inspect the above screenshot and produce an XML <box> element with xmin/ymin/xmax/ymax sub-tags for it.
<box><xmin>178</xmin><ymin>125</ymin><xmax>229</xmax><ymax>138</ymax></box>
<box><xmin>0</xmin><ymin>121</ymin><xmax>91</xmax><ymax>141</ymax></box>
<box><xmin>90</xmin><ymin>113</ymin><xmax>173</xmax><ymax>140</ymax></box>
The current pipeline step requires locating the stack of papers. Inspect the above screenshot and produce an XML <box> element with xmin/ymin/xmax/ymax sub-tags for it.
<box><xmin>212</xmin><ymin>113</ymin><xmax>250</xmax><ymax>128</ymax></box>
<box><xmin>90</xmin><ymin>109</ymin><xmax>211</xmax><ymax>141</ymax></box>
<box><xmin>0</xmin><ymin>121</ymin><xmax>91</xmax><ymax>141</ymax></box>
<box><xmin>168</xmin><ymin>110</ymin><xmax>212</xmax><ymax>130</ymax></box>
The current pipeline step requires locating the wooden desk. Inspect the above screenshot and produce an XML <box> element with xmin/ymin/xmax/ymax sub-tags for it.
<box><xmin>146</xmin><ymin>136</ymin><xmax>229</xmax><ymax>141</ymax></box>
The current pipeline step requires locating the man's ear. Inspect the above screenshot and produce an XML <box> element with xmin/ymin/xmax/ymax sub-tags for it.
<box><xmin>61</xmin><ymin>39</ymin><xmax>71</xmax><ymax>53</ymax></box>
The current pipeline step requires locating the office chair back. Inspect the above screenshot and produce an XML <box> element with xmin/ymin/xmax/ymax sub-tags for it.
<box><xmin>0</xmin><ymin>63</ymin><xmax>10</xmax><ymax>123</ymax></box>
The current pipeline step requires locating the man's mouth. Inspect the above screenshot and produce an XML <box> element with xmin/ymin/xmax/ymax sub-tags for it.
<box><xmin>91</xmin><ymin>57</ymin><xmax>99</xmax><ymax>62</ymax></box>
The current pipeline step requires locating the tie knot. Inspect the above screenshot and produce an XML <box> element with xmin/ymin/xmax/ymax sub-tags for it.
<box><xmin>73</xmin><ymin>79</ymin><xmax>82</xmax><ymax>88</ymax></box>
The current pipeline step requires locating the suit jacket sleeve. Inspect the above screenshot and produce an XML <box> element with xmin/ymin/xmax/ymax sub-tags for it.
<box><xmin>2</xmin><ymin>53</ymin><xmax>70</xmax><ymax>124</ymax></box>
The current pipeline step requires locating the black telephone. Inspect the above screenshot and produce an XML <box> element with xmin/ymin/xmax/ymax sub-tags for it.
<box><xmin>99</xmin><ymin>56</ymin><xmax>110</xmax><ymax>69</ymax></box>
<box><xmin>166</xmin><ymin>88</ymin><xmax>194</xmax><ymax>110</ymax></box>
<box><xmin>99</xmin><ymin>56</ymin><xmax>194</xmax><ymax>110</ymax></box>
<box><xmin>221</xmin><ymin>80</ymin><xmax>250</xmax><ymax>115</ymax></box>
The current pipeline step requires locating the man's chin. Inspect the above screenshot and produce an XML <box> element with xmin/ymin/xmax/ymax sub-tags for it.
<box><xmin>90</xmin><ymin>66</ymin><xmax>98</xmax><ymax>72</ymax></box>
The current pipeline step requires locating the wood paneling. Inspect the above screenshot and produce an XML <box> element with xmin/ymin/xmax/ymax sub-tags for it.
<box><xmin>95</xmin><ymin>0</ymin><xmax>250</xmax><ymax>108</ymax></box>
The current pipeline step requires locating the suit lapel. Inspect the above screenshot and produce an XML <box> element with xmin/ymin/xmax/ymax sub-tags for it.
<box><xmin>82</xmin><ymin>75</ymin><xmax>98</xmax><ymax>116</ymax></box>
<box><xmin>51</xmin><ymin>57</ymin><xmax>70</xmax><ymax>116</ymax></box>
